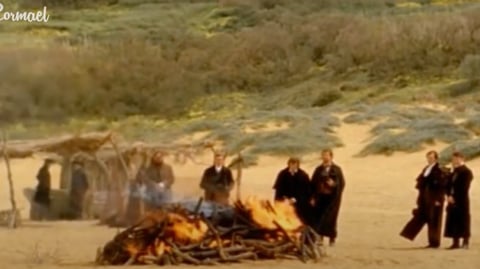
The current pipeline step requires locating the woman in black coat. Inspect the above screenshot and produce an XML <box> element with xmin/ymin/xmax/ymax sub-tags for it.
<box><xmin>444</xmin><ymin>152</ymin><xmax>474</xmax><ymax>249</ymax></box>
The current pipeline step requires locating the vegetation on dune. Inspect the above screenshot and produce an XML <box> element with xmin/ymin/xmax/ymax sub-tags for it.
<box><xmin>464</xmin><ymin>120</ymin><xmax>480</xmax><ymax>137</ymax></box>
<box><xmin>2</xmin><ymin>0</ymin><xmax>480</xmax><ymax>159</ymax></box>
<box><xmin>439</xmin><ymin>139</ymin><xmax>480</xmax><ymax>163</ymax></box>
<box><xmin>347</xmin><ymin>104</ymin><xmax>475</xmax><ymax>156</ymax></box>
<box><xmin>1</xmin><ymin>0</ymin><xmax>480</xmax><ymax>124</ymax></box>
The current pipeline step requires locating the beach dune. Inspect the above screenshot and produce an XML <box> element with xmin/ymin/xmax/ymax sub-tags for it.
<box><xmin>0</xmin><ymin>122</ymin><xmax>478</xmax><ymax>268</ymax></box>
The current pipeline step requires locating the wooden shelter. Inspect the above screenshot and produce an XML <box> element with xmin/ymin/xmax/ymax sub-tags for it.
<box><xmin>2</xmin><ymin>131</ymin><xmax>225</xmax><ymax>223</ymax></box>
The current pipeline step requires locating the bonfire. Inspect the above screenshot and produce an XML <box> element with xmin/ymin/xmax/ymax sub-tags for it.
<box><xmin>96</xmin><ymin>197</ymin><xmax>324</xmax><ymax>265</ymax></box>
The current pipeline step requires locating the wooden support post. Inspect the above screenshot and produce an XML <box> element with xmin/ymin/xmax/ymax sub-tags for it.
<box><xmin>109</xmin><ymin>137</ymin><xmax>130</xmax><ymax>181</ymax></box>
<box><xmin>1</xmin><ymin>131</ymin><xmax>19</xmax><ymax>228</ymax></box>
<box><xmin>235</xmin><ymin>154</ymin><xmax>243</xmax><ymax>202</ymax></box>
<box><xmin>59</xmin><ymin>155</ymin><xmax>72</xmax><ymax>190</ymax></box>
<box><xmin>227</xmin><ymin>153</ymin><xmax>244</xmax><ymax>202</ymax></box>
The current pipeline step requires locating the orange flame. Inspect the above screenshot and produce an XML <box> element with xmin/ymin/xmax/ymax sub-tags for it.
<box><xmin>163</xmin><ymin>213</ymin><xmax>208</xmax><ymax>244</ymax></box>
<box><xmin>243</xmin><ymin>197</ymin><xmax>303</xmax><ymax>232</ymax></box>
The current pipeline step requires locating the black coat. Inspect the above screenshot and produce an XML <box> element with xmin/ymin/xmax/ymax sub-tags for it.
<box><xmin>415</xmin><ymin>163</ymin><xmax>448</xmax><ymax>209</ymax></box>
<box><xmin>444</xmin><ymin>164</ymin><xmax>473</xmax><ymax>238</ymax></box>
<box><xmin>33</xmin><ymin>165</ymin><xmax>51</xmax><ymax>206</ymax></box>
<box><xmin>273</xmin><ymin>168</ymin><xmax>311</xmax><ymax>221</ymax></box>
<box><xmin>200</xmin><ymin>166</ymin><xmax>234</xmax><ymax>204</ymax></box>
<box><xmin>310</xmin><ymin>163</ymin><xmax>346</xmax><ymax>238</ymax></box>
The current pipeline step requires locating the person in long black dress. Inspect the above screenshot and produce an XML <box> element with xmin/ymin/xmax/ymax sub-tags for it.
<box><xmin>310</xmin><ymin>149</ymin><xmax>346</xmax><ymax>246</ymax></box>
<box><xmin>69</xmin><ymin>160</ymin><xmax>90</xmax><ymax>219</ymax></box>
<box><xmin>32</xmin><ymin>159</ymin><xmax>54</xmax><ymax>220</ymax></box>
<box><xmin>272</xmin><ymin>157</ymin><xmax>311</xmax><ymax>223</ymax></box>
<box><xmin>444</xmin><ymin>151</ymin><xmax>474</xmax><ymax>249</ymax></box>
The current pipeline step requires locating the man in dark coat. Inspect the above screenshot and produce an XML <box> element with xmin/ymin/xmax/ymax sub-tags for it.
<box><xmin>273</xmin><ymin>157</ymin><xmax>311</xmax><ymax>223</ymax></box>
<box><xmin>200</xmin><ymin>153</ymin><xmax>234</xmax><ymax>205</ymax></box>
<box><xmin>400</xmin><ymin>150</ymin><xmax>448</xmax><ymax>248</ymax></box>
<box><xmin>444</xmin><ymin>151</ymin><xmax>474</xmax><ymax>249</ymax></box>
<box><xmin>310</xmin><ymin>149</ymin><xmax>346</xmax><ymax>246</ymax></box>
<box><xmin>32</xmin><ymin>159</ymin><xmax>54</xmax><ymax>220</ymax></box>
<box><xmin>69</xmin><ymin>160</ymin><xmax>89</xmax><ymax>219</ymax></box>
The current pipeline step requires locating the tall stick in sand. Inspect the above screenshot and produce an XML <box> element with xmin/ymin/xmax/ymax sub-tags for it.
<box><xmin>233</xmin><ymin>154</ymin><xmax>244</xmax><ymax>202</ymax></box>
<box><xmin>109</xmin><ymin>136</ymin><xmax>130</xmax><ymax>181</ymax></box>
<box><xmin>1</xmin><ymin>131</ymin><xmax>19</xmax><ymax>228</ymax></box>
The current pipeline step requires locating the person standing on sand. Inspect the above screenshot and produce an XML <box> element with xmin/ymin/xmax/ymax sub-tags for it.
<box><xmin>273</xmin><ymin>157</ymin><xmax>311</xmax><ymax>224</ymax></box>
<box><xmin>400</xmin><ymin>150</ymin><xmax>448</xmax><ymax>248</ymax></box>
<box><xmin>69</xmin><ymin>160</ymin><xmax>90</xmax><ymax>219</ymax></box>
<box><xmin>32</xmin><ymin>158</ymin><xmax>55</xmax><ymax>220</ymax></box>
<box><xmin>200</xmin><ymin>152</ymin><xmax>234</xmax><ymax>206</ymax></box>
<box><xmin>310</xmin><ymin>149</ymin><xmax>346</xmax><ymax>246</ymax></box>
<box><xmin>444</xmin><ymin>151</ymin><xmax>474</xmax><ymax>249</ymax></box>
<box><xmin>137</xmin><ymin>151</ymin><xmax>175</xmax><ymax>208</ymax></box>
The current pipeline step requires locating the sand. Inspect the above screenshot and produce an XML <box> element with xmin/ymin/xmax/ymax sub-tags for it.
<box><xmin>0</xmin><ymin>122</ymin><xmax>478</xmax><ymax>269</ymax></box>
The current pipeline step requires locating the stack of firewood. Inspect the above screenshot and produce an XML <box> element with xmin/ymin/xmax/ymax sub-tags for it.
<box><xmin>96</xmin><ymin>198</ymin><xmax>325</xmax><ymax>265</ymax></box>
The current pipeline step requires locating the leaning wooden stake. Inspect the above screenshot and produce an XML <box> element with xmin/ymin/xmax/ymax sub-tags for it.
<box><xmin>109</xmin><ymin>136</ymin><xmax>130</xmax><ymax>181</ymax></box>
<box><xmin>1</xmin><ymin>132</ymin><xmax>19</xmax><ymax>228</ymax></box>
<box><xmin>234</xmin><ymin>154</ymin><xmax>243</xmax><ymax>202</ymax></box>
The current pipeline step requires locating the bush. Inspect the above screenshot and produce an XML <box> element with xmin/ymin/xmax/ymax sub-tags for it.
<box><xmin>3</xmin><ymin>2</ymin><xmax>480</xmax><ymax>125</ymax></box>
<box><xmin>342</xmin><ymin>103</ymin><xmax>396</xmax><ymax>124</ymax></box>
<box><xmin>439</xmin><ymin>139</ymin><xmax>480</xmax><ymax>163</ymax></box>
<box><xmin>312</xmin><ymin>90</ymin><xmax>343</xmax><ymax>107</ymax></box>
<box><xmin>459</xmin><ymin>54</ymin><xmax>480</xmax><ymax>80</ymax></box>
<box><xmin>182</xmin><ymin>109</ymin><xmax>342</xmax><ymax>157</ymax></box>
<box><xmin>463</xmin><ymin>114</ymin><xmax>480</xmax><ymax>135</ymax></box>
<box><xmin>445</xmin><ymin>80</ymin><xmax>480</xmax><ymax>97</ymax></box>
<box><xmin>359</xmin><ymin>117</ymin><xmax>472</xmax><ymax>156</ymax></box>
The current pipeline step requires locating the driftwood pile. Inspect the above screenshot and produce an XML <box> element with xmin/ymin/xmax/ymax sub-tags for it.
<box><xmin>96</xmin><ymin>198</ymin><xmax>324</xmax><ymax>265</ymax></box>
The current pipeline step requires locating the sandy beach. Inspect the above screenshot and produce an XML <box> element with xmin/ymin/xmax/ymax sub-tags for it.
<box><xmin>0</xmin><ymin>122</ymin><xmax>478</xmax><ymax>269</ymax></box>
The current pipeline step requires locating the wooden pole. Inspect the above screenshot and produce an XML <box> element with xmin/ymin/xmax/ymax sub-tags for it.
<box><xmin>109</xmin><ymin>137</ymin><xmax>130</xmax><ymax>181</ymax></box>
<box><xmin>1</xmin><ymin>131</ymin><xmax>19</xmax><ymax>228</ymax></box>
<box><xmin>92</xmin><ymin>154</ymin><xmax>114</xmax><ymax>223</ymax></box>
<box><xmin>59</xmin><ymin>154</ymin><xmax>72</xmax><ymax>190</ymax></box>
<box><xmin>109</xmin><ymin>137</ymin><xmax>131</xmax><ymax>223</ymax></box>
<box><xmin>233</xmin><ymin>154</ymin><xmax>243</xmax><ymax>202</ymax></box>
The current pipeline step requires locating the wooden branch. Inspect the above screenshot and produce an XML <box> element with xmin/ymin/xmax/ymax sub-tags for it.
<box><xmin>1</xmin><ymin>131</ymin><xmax>19</xmax><ymax>228</ymax></box>
<box><xmin>109</xmin><ymin>136</ymin><xmax>130</xmax><ymax>181</ymax></box>
<box><xmin>226</xmin><ymin>154</ymin><xmax>244</xmax><ymax>202</ymax></box>
<box><xmin>235</xmin><ymin>154</ymin><xmax>243</xmax><ymax>202</ymax></box>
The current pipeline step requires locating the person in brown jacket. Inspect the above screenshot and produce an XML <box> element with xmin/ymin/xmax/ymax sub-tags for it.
<box><xmin>136</xmin><ymin>151</ymin><xmax>175</xmax><ymax>208</ymax></box>
<box><xmin>200</xmin><ymin>153</ymin><xmax>234</xmax><ymax>205</ymax></box>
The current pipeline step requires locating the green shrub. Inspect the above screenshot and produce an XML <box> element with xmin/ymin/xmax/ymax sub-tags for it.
<box><xmin>463</xmin><ymin>114</ymin><xmax>480</xmax><ymax>135</ymax></box>
<box><xmin>359</xmin><ymin>117</ymin><xmax>472</xmax><ymax>156</ymax></box>
<box><xmin>439</xmin><ymin>139</ymin><xmax>480</xmax><ymax>163</ymax></box>
<box><xmin>312</xmin><ymin>90</ymin><xmax>343</xmax><ymax>107</ymax></box>
<box><xmin>459</xmin><ymin>54</ymin><xmax>480</xmax><ymax>80</ymax></box>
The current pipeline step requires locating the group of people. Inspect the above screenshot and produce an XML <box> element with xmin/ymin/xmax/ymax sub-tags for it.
<box><xmin>31</xmin><ymin>147</ymin><xmax>473</xmax><ymax>251</ymax></box>
<box><xmin>32</xmin><ymin>159</ymin><xmax>89</xmax><ymax>220</ymax></box>
<box><xmin>273</xmin><ymin>149</ymin><xmax>346</xmax><ymax>246</ymax></box>
<box><xmin>125</xmin><ymin>151</ymin><xmax>235</xmax><ymax>223</ymax></box>
<box><xmin>401</xmin><ymin>150</ymin><xmax>474</xmax><ymax>250</ymax></box>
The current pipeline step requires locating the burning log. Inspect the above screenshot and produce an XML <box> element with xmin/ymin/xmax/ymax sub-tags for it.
<box><xmin>96</xmin><ymin>197</ymin><xmax>325</xmax><ymax>265</ymax></box>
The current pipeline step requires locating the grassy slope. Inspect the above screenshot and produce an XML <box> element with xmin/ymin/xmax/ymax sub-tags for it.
<box><xmin>1</xmin><ymin>0</ymin><xmax>480</xmax><ymax>159</ymax></box>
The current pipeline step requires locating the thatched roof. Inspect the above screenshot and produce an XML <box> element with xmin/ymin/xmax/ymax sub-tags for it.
<box><xmin>1</xmin><ymin>132</ymin><xmax>113</xmax><ymax>159</ymax></box>
<box><xmin>93</xmin><ymin>141</ymin><xmax>214</xmax><ymax>161</ymax></box>
<box><xmin>1</xmin><ymin>131</ymin><xmax>224</xmax><ymax>167</ymax></box>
